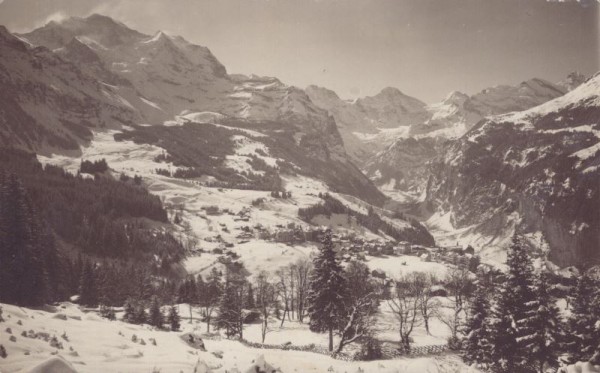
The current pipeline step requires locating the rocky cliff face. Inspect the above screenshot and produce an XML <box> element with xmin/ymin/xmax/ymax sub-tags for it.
<box><xmin>0</xmin><ymin>25</ymin><xmax>137</xmax><ymax>153</ymax></box>
<box><xmin>425</xmin><ymin>74</ymin><xmax>600</xmax><ymax>267</ymax></box>
<box><xmin>363</xmin><ymin>76</ymin><xmax>585</xmax><ymax>203</ymax></box>
<box><xmin>1</xmin><ymin>15</ymin><xmax>385</xmax><ymax>205</ymax></box>
<box><xmin>308</xmin><ymin>77</ymin><xmax>576</xmax><ymax>166</ymax></box>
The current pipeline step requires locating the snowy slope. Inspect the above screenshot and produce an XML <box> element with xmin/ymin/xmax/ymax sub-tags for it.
<box><xmin>364</xmin><ymin>76</ymin><xmax>584</xmax><ymax>203</ymax></box>
<box><xmin>37</xmin><ymin>128</ymin><xmax>429</xmax><ymax>277</ymax></box>
<box><xmin>0</xmin><ymin>302</ymin><xmax>479</xmax><ymax>373</ymax></box>
<box><xmin>424</xmin><ymin>73</ymin><xmax>600</xmax><ymax>267</ymax></box>
<box><xmin>0</xmin><ymin>25</ymin><xmax>137</xmax><ymax>154</ymax></box>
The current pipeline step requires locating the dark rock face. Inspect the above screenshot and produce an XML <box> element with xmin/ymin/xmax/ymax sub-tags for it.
<box><xmin>364</xmin><ymin>137</ymin><xmax>445</xmax><ymax>199</ymax></box>
<box><xmin>425</xmin><ymin>77</ymin><xmax>600</xmax><ymax>267</ymax></box>
<box><xmin>0</xmin><ymin>26</ymin><xmax>136</xmax><ymax>153</ymax></box>
<box><xmin>0</xmin><ymin>16</ymin><xmax>388</xmax><ymax>205</ymax></box>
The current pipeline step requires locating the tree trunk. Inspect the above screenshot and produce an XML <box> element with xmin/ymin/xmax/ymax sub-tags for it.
<box><xmin>424</xmin><ymin>316</ymin><xmax>430</xmax><ymax>335</ymax></box>
<box><xmin>189</xmin><ymin>304</ymin><xmax>193</xmax><ymax>324</ymax></box>
<box><xmin>328</xmin><ymin>326</ymin><xmax>333</xmax><ymax>352</ymax></box>
<box><xmin>206</xmin><ymin>314</ymin><xmax>210</xmax><ymax>333</ymax></box>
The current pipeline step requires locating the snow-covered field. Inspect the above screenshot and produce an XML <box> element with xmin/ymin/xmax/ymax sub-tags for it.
<box><xmin>0</xmin><ymin>303</ymin><xmax>478</xmax><ymax>373</ymax></box>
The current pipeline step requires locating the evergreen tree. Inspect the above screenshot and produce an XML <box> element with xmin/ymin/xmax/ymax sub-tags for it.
<box><xmin>463</xmin><ymin>269</ymin><xmax>493</xmax><ymax>368</ymax></box>
<box><xmin>565</xmin><ymin>274</ymin><xmax>598</xmax><ymax>362</ymax></box>
<box><xmin>591</xmin><ymin>282</ymin><xmax>600</xmax><ymax>365</ymax></box>
<box><xmin>0</xmin><ymin>174</ymin><xmax>47</xmax><ymax>306</ymax></box>
<box><xmin>148</xmin><ymin>296</ymin><xmax>164</xmax><ymax>329</ymax></box>
<box><xmin>489</xmin><ymin>235</ymin><xmax>536</xmax><ymax>373</ymax></box>
<box><xmin>522</xmin><ymin>271</ymin><xmax>563</xmax><ymax>373</ymax></box>
<box><xmin>79</xmin><ymin>261</ymin><xmax>98</xmax><ymax>307</ymax></box>
<box><xmin>307</xmin><ymin>230</ymin><xmax>348</xmax><ymax>352</ymax></box>
<box><xmin>168</xmin><ymin>305</ymin><xmax>181</xmax><ymax>331</ymax></box>
<box><xmin>245</xmin><ymin>284</ymin><xmax>255</xmax><ymax>309</ymax></box>
<box><xmin>123</xmin><ymin>299</ymin><xmax>136</xmax><ymax>323</ymax></box>
<box><xmin>215</xmin><ymin>269</ymin><xmax>245</xmax><ymax>339</ymax></box>
<box><xmin>134</xmin><ymin>303</ymin><xmax>147</xmax><ymax>325</ymax></box>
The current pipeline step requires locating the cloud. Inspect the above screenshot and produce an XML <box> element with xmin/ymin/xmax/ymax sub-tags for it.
<box><xmin>43</xmin><ymin>11</ymin><xmax>69</xmax><ymax>25</ymax></box>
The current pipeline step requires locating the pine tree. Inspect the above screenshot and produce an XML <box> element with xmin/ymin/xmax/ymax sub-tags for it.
<box><xmin>168</xmin><ymin>305</ymin><xmax>181</xmax><ymax>331</ymax></box>
<box><xmin>123</xmin><ymin>299</ymin><xmax>136</xmax><ymax>323</ymax></box>
<box><xmin>463</xmin><ymin>269</ymin><xmax>493</xmax><ymax>367</ymax></box>
<box><xmin>0</xmin><ymin>174</ymin><xmax>47</xmax><ymax>306</ymax></box>
<box><xmin>565</xmin><ymin>274</ymin><xmax>598</xmax><ymax>362</ymax></box>
<box><xmin>215</xmin><ymin>269</ymin><xmax>244</xmax><ymax>339</ymax></box>
<box><xmin>590</xmin><ymin>283</ymin><xmax>600</xmax><ymax>365</ymax></box>
<box><xmin>489</xmin><ymin>235</ymin><xmax>536</xmax><ymax>373</ymax></box>
<box><xmin>521</xmin><ymin>271</ymin><xmax>563</xmax><ymax>373</ymax></box>
<box><xmin>134</xmin><ymin>303</ymin><xmax>147</xmax><ymax>325</ymax></box>
<box><xmin>149</xmin><ymin>296</ymin><xmax>164</xmax><ymax>329</ymax></box>
<box><xmin>307</xmin><ymin>230</ymin><xmax>348</xmax><ymax>352</ymax></box>
<box><xmin>245</xmin><ymin>284</ymin><xmax>255</xmax><ymax>309</ymax></box>
<box><xmin>79</xmin><ymin>261</ymin><xmax>98</xmax><ymax>307</ymax></box>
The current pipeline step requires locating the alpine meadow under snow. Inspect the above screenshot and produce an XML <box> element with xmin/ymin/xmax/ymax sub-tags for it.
<box><xmin>0</xmin><ymin>6</ymin><xmax>599</xmax><ymax>373</ymax></box>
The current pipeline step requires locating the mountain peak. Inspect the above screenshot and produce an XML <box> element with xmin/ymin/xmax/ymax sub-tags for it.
<box><xmin>21</xmin><ymin>13</ymin><xmax>146</xmax><ymax>49</ymax></box>
<box><xmin>143</xmin><ymin>31</ymin><xmax>174</xmax><ymax>45</ymax></box>
<box><xmin>442</xmin><ymin>91</ymin><xmax>469</xmax><ymax>105</ymax></box>
<box><xmin>305</xmin><ymin>85</ymin><xmax>341</xmax><ymax>101</ymax></box>
<box><xmin>558</xmin><ymin>71</ymin><xmax>588</xmax><ymax>91</ymax></box>
<box><xmin>378</xmin><ymin>86</ymin><xmax>405</xmax><ymax>97</ymax></box>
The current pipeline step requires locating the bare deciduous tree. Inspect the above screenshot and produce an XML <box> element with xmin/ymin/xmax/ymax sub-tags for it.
<box><xmin>437</xmin><ymin>266</ymin><xmax>472</xmax><ymax>342</ymax></box>
<box><xmin>254</xmin><ymin>271</ymin><xmax>276</xmax><ymax>343</ymax></box>
<box><xmin>292</xmin><ymin>258</ymin><xmax>311</xmax><ymax>322</ymax></box>
<box><xmin>387</xmin><ymin>273</ymin><xmax>426</xmax><ymax>351</ymax></box>
<box><xmin>415</xmin><ymin>272</ymin><xmax>440</xmax><ymax>335</ymax></box>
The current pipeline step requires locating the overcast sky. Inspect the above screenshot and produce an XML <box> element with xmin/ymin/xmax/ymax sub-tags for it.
<box><xmin>0</xmin><ymin>0</ymin><xmax>598</xmax><ymax>102</ymax></box>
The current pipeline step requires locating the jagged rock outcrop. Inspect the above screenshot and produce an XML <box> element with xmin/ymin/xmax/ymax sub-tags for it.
<box><xmin>425</xmin><ymin>74</ymin><xmax>600</xmax><ymax>267</ymax></box>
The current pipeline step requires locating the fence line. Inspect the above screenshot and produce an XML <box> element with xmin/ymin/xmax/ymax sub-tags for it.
<box><xmin>201</xmin><ymin>332</ymin><xmax>447</xmax><ymax>361</ymax></box>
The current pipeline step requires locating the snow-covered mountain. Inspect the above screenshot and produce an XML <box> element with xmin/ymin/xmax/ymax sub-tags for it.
<box><xmin>305</xmin><ymin>85</ymin><xmax>429</xmax><ymax>162</ymax></box>
<box><xmin>0</xmin><ymin>14</ymin><xmax>390</xmax><ymax>205</ymax></box>
<box><xmin>0</xmin><ymin>25</ymin><xmax>137</xmax><ymax>153</ymax></box>
<box><xmin>424</xmin><ymin>74</ymin><xmax>600</xmax><ymax>267</ymax></box>
<box><xmin>362</xmin><ymin>76</ymin><xmax>585</xmax><ymax>201</ymax></box>
<box><xmin>20</xmin><ymin>14</ymin><xmax>336</xmax><ymax>128</ymax></box>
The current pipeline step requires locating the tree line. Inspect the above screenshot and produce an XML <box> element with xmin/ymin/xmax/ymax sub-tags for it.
<box><xmin>0</xmin><ymin>148</ymin><xmax>185</xmax><ymax>306</ymax></box>
<box><xmin>298</xmin><ymin>193</ymin><xmax>434</xmax><ymax>246</ymax></box>
<box><xmin>462</xmin><ymin>236</ymin><xmax>600</xmax><ymax>372</ymax></box>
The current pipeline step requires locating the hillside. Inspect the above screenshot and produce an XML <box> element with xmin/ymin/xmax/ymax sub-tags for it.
<box><xmin>0</xmin><ymin>148</ymin><xmax>185</xmax><ymax>307</ymax></box>
<box><xmin>424</xmin><ymin>74</ymin><xmax>600</xmax><ymax>267</ymax></box>
<box><xmin>362</xmin><ymin>76</ymin><xmax>585</xmax><ymax>203</ymax></box>
<box><xmin>0</xmin><ymin>25</ymin><xmax>136</xmax><ymax>153</ymax></box>
<box><xmin>307</xmin><ymin>77</ymin><xmax>576</xmax><ymax>165</ymax></box>
<box><xmin>0</xmin><ymin>15</ymin><xmax>387</xmax><ymax>206</ymax></box>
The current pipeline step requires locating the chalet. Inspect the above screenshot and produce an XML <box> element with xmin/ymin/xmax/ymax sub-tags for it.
<box><xmin>258</xmin><ymin>231</ymin><xmax>271</xmax><ymax>240</ymax></box>
<box><xmin>236</xmin><ymin>232</ymin><xmax>254</xmax><ymax>240</ymax></box>
<box><xmin>429</xmin><ymin>285</ymin><xmax>448</xmax><ymax>297</ymax></box>
<box><xmin>203</xmin><ymin>205</ymin><xmax>220</xmax><ymax>215</ymax></box>
<box><xmin>275</xmin><ymin>229</ymin><xmax>294</xmax><ymax>243</ymax></box>
<box><xmin>393</xmin><ymin>241</ymin><xmax>411</xmax><ymax>255</ymax></box>
<box><xmin>411</xmin><ymin>245</ymin><xmax>429</xmax><ymax>255</ymax></box>
<box><xmin>444</xmin><ymin>245</ymin><xmax>464</xmax><ymax>255</ymax></box>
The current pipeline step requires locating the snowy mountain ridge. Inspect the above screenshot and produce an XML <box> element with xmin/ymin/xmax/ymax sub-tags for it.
<box><xmin>424</xmin><ymin>73</ymin><xmax>600</xmax><ymax>267</ymax></box>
